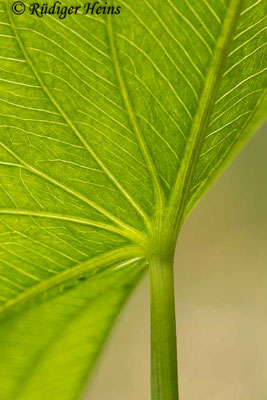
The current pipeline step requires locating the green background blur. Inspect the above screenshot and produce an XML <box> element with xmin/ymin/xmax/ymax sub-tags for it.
<box><xmin>83</xmin><ymin>124</ymin><xmax>266</xmax><ymax>400</ymax></box>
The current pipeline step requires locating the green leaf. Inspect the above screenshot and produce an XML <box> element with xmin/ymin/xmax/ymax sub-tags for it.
<box><xmin>0</xmin><ymin>0</ymin><xmax>266</xmax><ymax>399</ymax></box>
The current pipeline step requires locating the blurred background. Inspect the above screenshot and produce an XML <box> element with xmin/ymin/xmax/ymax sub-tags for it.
<box><xmin>83</xmin><ymin>124</ymin><xmax>266</xmax><ymax>400</ymax></box>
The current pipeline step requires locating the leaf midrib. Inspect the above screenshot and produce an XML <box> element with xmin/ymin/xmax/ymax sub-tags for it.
<box><xmin>164</xmin><ymin>0</ymin><xmax>244</xmax><ymax>248</ymax></box>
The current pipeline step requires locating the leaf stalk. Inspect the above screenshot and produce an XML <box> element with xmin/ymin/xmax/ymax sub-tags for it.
<box><xmin>150</xmin><ymin>252</ymin><xmax>179</xmax><ymax>400</ymax></box>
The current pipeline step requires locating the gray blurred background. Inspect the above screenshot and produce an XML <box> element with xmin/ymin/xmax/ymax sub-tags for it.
<box><xmin>83</xmin><ymin>124</ymin><xmax>266</xmax><ymax>400</ymax></box>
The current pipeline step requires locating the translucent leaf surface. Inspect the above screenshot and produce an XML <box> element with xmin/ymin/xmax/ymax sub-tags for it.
<box><xmin>0</xmin><ymin>0</ymin><xmax>266</xmax><ymax>398</ymax></box>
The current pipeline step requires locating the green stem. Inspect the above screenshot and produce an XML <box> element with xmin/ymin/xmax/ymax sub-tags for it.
<box><xmin>150</xmin><ymin>253</ymin><xmax>179</xmax><ymax>400</ymax></box>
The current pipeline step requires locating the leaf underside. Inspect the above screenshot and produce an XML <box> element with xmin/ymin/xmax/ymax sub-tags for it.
<box><xmin>0</xmin><ymin>0</ymin><xmax>266</xmax><ymax>399</ymax></box>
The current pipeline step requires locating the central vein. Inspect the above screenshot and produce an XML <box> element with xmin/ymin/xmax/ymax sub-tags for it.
<box><xmin>165</xmin><ymin>0</ymin><xmax>243</xmax><ymax>249</ymax></box>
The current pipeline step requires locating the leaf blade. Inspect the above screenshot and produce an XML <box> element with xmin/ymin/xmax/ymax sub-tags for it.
<box><xmin>0</xmin><ymin>0</ymin><xmax>266</xmax><ymax>399</ymax></box>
